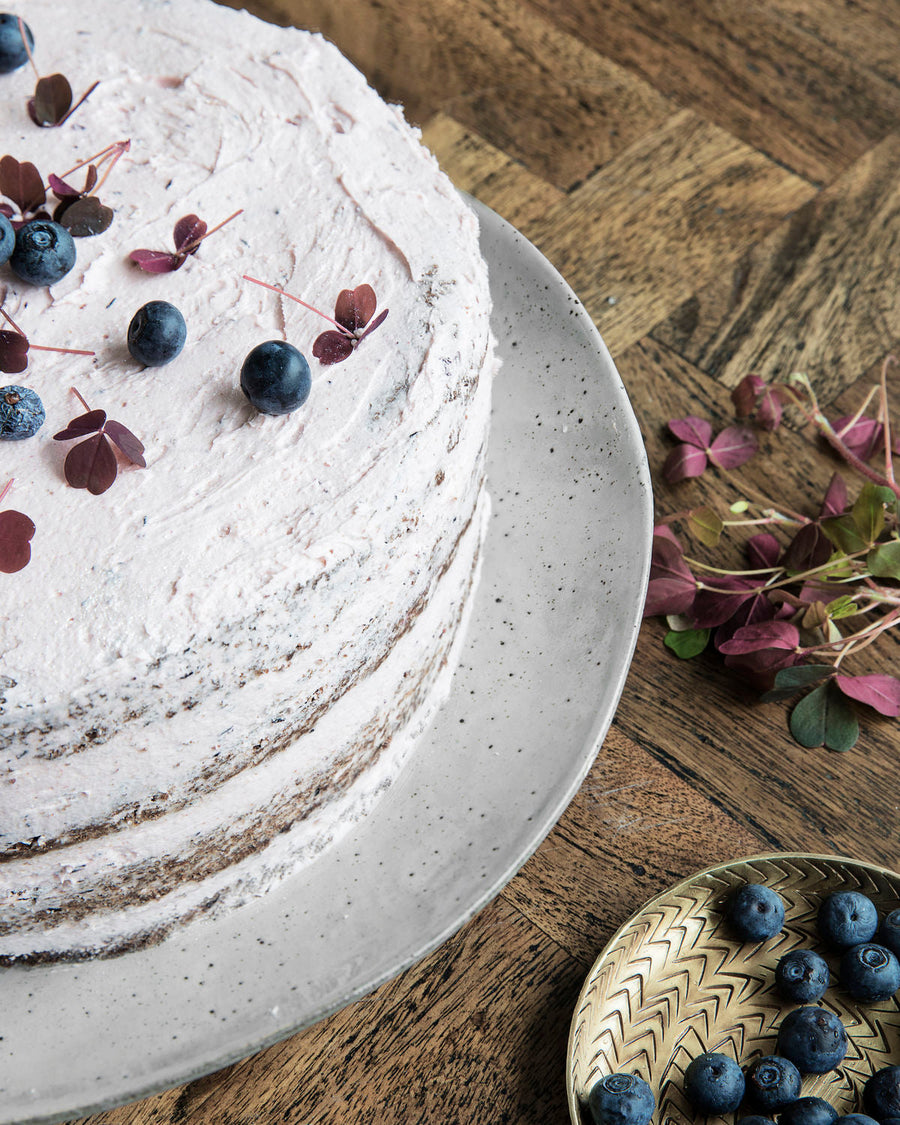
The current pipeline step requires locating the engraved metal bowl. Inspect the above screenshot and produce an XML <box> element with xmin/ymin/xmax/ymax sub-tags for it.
<box><xmin>568</xmin><ymin>854</ymin><xmax>900</xmax><ymax>1125</ymax></box>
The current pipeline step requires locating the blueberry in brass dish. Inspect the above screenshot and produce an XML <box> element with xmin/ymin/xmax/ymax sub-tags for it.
<box><xmin>586</xmin><ymin>1073</ymin><xmax>654</xmax><ymax>1125</ymax></box>
<box><xmin>9</xmin><ymin>220</ymin><xmax>76</xmax><ymax>286</ymax></box>
<box><xmin>779</xmin><ymin>1097</ymin><xmax>839</xmax><ymax>1125</ymax></box>
<box><xmin>0</xmin><ymin>12</ymin><xmax>33</xmax><ymax>73</ymax></box>
<box><xmin>728</xmin><ymin>883</ymin><xmax>785</xmax><ymax>941</ymax></box>
<box><xmin>776</xmin><ymin>949</ymin><xmax>830</xmax><ymax>1003</ymax></box>
<box><xmin>127</xmin><ymin>300</ymin><xmax>186</xmax><ymax>367</ymax></box>
<box><xmin>818</xmin><ymin>891</ymin><xmax>878</xmax><ymax>949</ymax></box>
<box><xmin>240</xmin><ymin>340</ymin><xmax>311</xmax><ymax>416</ymax></box>
<box><xmin>864</xmin><ymin>1065</ymin><xmax>900</xmax><ymax>1121</ymax></box>
<box><xmin>776</xmin><ymin>1006</ymin><xmax>847</xmax><ymax>1073</ymax></box>
<box><xmin>684</xmin><ymin>1052</ymin><xmax>745</xmax><ymax>1114</ymax></box>
<box><xmin>745</xmin><ymin>1056</ymin><xmax>802</xmax><ymax>1113</ymax></box>
<box><xmin>877</xmin><ymin>909</ymin><xmax>900</xmax><ymax>960</ymax></box>
<box><xmin>0</xmin><ymin>212</ymin><xmax>13</xmax><ymax>266</ymax></box>
<box><xmin>841</xmin><ymin>942</ymin><xmax>900</xmax><ymax>1001</ymax></box>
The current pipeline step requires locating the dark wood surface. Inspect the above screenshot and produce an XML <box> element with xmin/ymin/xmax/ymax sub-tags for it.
<box><xmin>70</xmin><ymin>2</ymin><xmax>900</xmax><ymax>1122</ymax></box>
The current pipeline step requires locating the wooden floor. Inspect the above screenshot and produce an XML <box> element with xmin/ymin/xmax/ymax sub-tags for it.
<box><xmin>71</xmin><ymin>2</ymin><xmax>900</xmax><ymax>1122</ymax></box>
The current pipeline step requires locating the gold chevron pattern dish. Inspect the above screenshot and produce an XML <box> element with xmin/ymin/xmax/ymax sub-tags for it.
<box><xmin>568</xmin><ymin>854</ymin><xmax>900</xmax><ymax>1125</ymax></box>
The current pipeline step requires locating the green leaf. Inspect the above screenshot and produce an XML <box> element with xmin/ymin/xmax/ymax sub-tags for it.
<box><xmin>688</xmin><ymin>506</ymin><xmax>723</xmax><ymax>548</ymax></box>
<box><xmin>664</xmin><ymin>627</ymin><xmax>710</xmax><ymax>659</ymax></box>
<box><xmin>820</xmin><ymin>551</ymin><xmax>855</xmax><ymax>579</ymax></box>
<box><xmin>851</xmin><ymin>482</ymin><xmax>889</xmax><ymax>543</ymax></box>
<box><xmin>825</xmin><ymin>595</ymin><xmax>857</xmax><ymax>620</ymax></box>
<box><xmin>729</xmin><ymin>499</ymin><xmax>750</xmax><ymax>514</ymax></box>
<box><xmin>762</xmin><ymin>664</ymin><xmax>833</xmax><ymax>702</ymax></box>
<box><xmin>789</xmin><ymin>681</ymin><xmax>859</xmax><ymax>751</ymax></box>
<box><xmin>868</xmin><ymin>539</ymin><xmax>900</xmax><ymax>580</ymax></box>
<box><xmin>821</xmin><ymin>514</ymin><xmax>868</xmax><ymax>555</ymax></box>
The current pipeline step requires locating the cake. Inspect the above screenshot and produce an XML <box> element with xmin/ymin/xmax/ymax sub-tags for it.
<box><xmin>0</xmin><ymin>0</ymin><xmax>496</xmax><ymax>962</ymax></box>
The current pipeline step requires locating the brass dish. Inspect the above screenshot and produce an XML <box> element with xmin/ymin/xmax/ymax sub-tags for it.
<box><xmin>567</xmin><ymin>853</ymin><xmax>900</xmax><ymax>1125</ymax></box>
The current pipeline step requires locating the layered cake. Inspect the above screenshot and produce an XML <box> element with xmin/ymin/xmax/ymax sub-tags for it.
<box><xmin>0</xmin><ymin>0</ymin><xmax>496</xmax><ymax>961</ymax></box>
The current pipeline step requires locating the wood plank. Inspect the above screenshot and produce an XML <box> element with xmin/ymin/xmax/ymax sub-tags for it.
<box><xmin>67</xmin><ymin>898</ymin><xmax>582</xmax><ymax>1125</ymax></box>
<box><xmin>217</xmin><ymin>0</ymin><xmax>674</xmax><ymax>190</ymax></box>
<box><xmin>651</xmin><ymin>131</ymin><xmax>900</xmax><ymax>401</ymax></box>
<box><xmin>613</xmin><ymin>336</ymin><xmax>900</xmax><ymax>867</ymax></box>
<box><xmin>519</xmin><ymin>110</ymin><xmax>815</xmax><ymax>358</ymax></box>
<box><xmin>420</xmin><ymin>114</ymin><xmax>564</xmax><ymax>230</ymax></box>
<box><xmin>523</xmin><ymin>0</ymin><xmax>900</xmax><ymax>185</ymax></box>
<box><xmin>770</xmin><ymin>0</ymin><xmax>900</xmax><ymax>89</ymax></box>
<box><xmin>502</xmin><ymin>728</ymin><xmax>762</xmax><ymax>966</ymax></box>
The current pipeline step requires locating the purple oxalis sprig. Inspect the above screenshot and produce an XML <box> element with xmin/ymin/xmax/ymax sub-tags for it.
<box><xmin>130</xmin><ymin>209</ymin><xmax>243</xmax><ymax>273</ymax></box>
<box><xmin>0</xmin><ymin>478</ymin><xmax>35</xmax><ymax>574</ymax></box>
<box><xmin>18</xmin><ymin>16</ymin><xmax>99</xmax><ymax>128</ymax></box>
<box><xmin>53</xmin><ymin>388</ymin><xmax>146</xmax><ymax>496</ymax></box>
<box><xmin>648</xmin><ymin>355</ymin><xmax>900</xmax><ymax>751</ymax></box>
<box><xmin>243</xmin><ymin>276</ymin><xmax>389</xmax><ymax>365</ymax></box>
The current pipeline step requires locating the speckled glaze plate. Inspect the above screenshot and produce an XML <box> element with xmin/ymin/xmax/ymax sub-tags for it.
<box><xmin>1</xmin><ymin>199</ymin><xmax>652</xmax><ymax>1125</ymax></box>
<box><xmin>568</xmin><ymin>853</ymin><xmax>900</xmax><ymax>1125</ymax></box>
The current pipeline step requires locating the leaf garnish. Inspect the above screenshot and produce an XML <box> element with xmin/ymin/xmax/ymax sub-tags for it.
<box><xmin>243</xmin><ymin>276</ymin><xmax>389</xmax><ymax>365</ymax></box>
<box><xmin>0</xmin><ymin>155</ymin><xmax>48</xmax><ymax>227</ymax></box>
<box><xmin>0</xmin><ymin>479</ymin><xmax>35</xmax><ymax>573</ymax></box>
<box><xmin>18</xmin><ymin>17</ymin><xmax>99</xmax><ymax>128</ymax></box>
<box><xmin>129</xmin><ymin>209</ymin><xmax>242</xmax><ymax>273</ymax></box>
<box><xmin>53</xmin><ymin>388</ymin><xmax>145</xmax><ymax>495</ymax></box>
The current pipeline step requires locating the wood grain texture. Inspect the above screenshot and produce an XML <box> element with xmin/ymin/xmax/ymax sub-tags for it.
<box><xmin>523</xmin><ymin>0</ymin><xmax>900</xmax><ymax>185</ymax></box>
<box><xmin>520</xmin><ymin>110</ymin><xmax>814</xmax><ymax>357</ymax></box>
<box><xmin>652</xmin><ymin>132</ymin><xmax>900</xmax><ymax>397</ymax></box>
<box><xmin>67</xmin><ymin>1</ymin><xmax>900</xmax><ymax>1122</ymax></box>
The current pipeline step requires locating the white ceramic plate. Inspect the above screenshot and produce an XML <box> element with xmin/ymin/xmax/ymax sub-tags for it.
<box><xmin>0</xmin><ymin>200</ymin><xmax>652</xmax><ymax>1125</ymax></box>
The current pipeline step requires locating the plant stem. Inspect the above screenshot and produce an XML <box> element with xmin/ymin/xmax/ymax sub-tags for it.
<box><xmin>242</xmin><ymin>275</ymin><xmax>351</xmax><ymax>335</ymax></box>
<box><xmin>0</xmin><ymin>478</ymin><xmax>12</xmax><ymax>506</ymax></box>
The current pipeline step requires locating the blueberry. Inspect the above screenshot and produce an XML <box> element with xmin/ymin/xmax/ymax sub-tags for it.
<box><xmin>0</xmin><ymin>385</ymin><xmax>44</xmax><ymax>440</ymax></box>
<box><xmin>0</xmin><ymin>212</ymin><xmax>13</xmax><ymax>266</ymax></box>
<box><xmin>240</xmin><ymin>340</ymin><xmax>311</xmax><ymax>415</ymax></box>
<box><xmin>864</xmin><ymin>1068</ymin><xmax>900</xmax><ymax>1122</ymax></box>
<box><xmin>740</xmin><ymin>1118</ymin><xmax>777</xmax><ymax>1125</ymax></box>
<box><xmin>835</xmin><ymin>1117</ymin><xmax>880</xmax><ymax>1125</ymax></box>
<box><xmin>818</xmin><ymin>891</ymin><xmax>878</xmax><ymax>949</ymax></box>
<box><xmin>127</xmin><ymin>300</ymin><xmax>187</xmax><ymax>367</ymax></box>
<box><xmin>776</xmin><ymin>949</ymin><xmax>830</xmax><ymax>1003</ymax></box>
<box><xmin>728</xmin><ymin>883</ymin><xmax>786</xmax><ymax>941</ymax></box>
<box><xmin>587</xmin><ymin>1072</ymin><xmax>655</xmax><ymax>1125</ymax></box>
<box><xmin>0</xmin><ymin>13</ymin><xmax>33</xmax><ymax>73</ymax></box>
<box><xmin>683</xmin><ymin>1052</ymin><xmax>745</xmax><ymax>1114</ymax></box>
<box><xmin>9</xmin><ymin>220</ymin><xmax>76</xmax><ymax>286</ymax></box>
<box><xmin>779</xmin><ymin>1098</ymin><xmax>839</xmax><ymax>1125</ymax></box>
<box><xmin>877</xmin><ymin>909</ymin><xmax>900</xmax><ymax>959</ymax></box>
<box><xmin>776</xmin><ymin>1007</ymin><xmax>847</xmax><ymax>1074</ymax></box>
<box><xmin>745</xmin><ymin>1056</ymin><xmax>802</xmax><ymax>1113</ymax></box>
<box><xmin>841</xmin><ymin>942</ymin><xmax>900</xmax><ymax>1001</ymax></box>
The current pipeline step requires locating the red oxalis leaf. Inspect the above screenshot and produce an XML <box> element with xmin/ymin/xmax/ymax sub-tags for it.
<box><xmin>0</xmin><ymin>330</ymin><xmax>29</xmax><ymax>374</ymax></box>
<box><xmin>359</xmin><ymin>307</ymin><xmax>389</xmax><ymax>341</ymax></box>
<box><xmin>781</xmin><ymin>522</ymin><xmax>832</xmax><ymax>573</ymax></box>
<box><xmin>820</xmin><ymin>472</ymin><xmax>848</xmax><ymax>518</ymax></box>
<box><xmin>833</xmin><ymin>415</ymin><xmax>882</xmax><ymax>461</ymax></box>
<box><xmin>53</xmin><ymin>409</ymin><xmax>106</xmax><ymax>441</ymax></box>
<box><xmin>834</xmin><ymin>674</ymin><xmax>900</xmax><ymax>717</ymax></box>
<box><xmin>644</xmin><ymin>534</ymin><xmax>696</xmax><ymax>617</ymax></box>
<box><xmin>58</xmin><ymin>195</ymin><xmax>114</xmax><ymax>237</ymax></box>
<box><xmin>129</xmin><ymin>249</ymin><xmax>179</xmax><ymax>273</ymax></box>
<box><xmin>31</xmin><ymin>73</ymin><xmax>73</xmax><ymax>127</ymax></box>
<box><xmin>746</xmin><ymin>532</ymin><xmax>781</xmax><ymax>569</ymax></box>
<box><xmin>667</xmin><ymin>415</ymin><xmax>712</xmax><ymax>448</ymax></box>
<box><xmin>64</xmin><ymin>432</ymin><xmax>118</xmax><ymax>495</ymax></box>
<box><xmin>313</xmin><ymin>330</ymin><xmax>354</xmax><ymax>365</ymax></box>
<box><xmin>708</xmin><ymin>425</ymin><xmax>758</xmax><ymax>469</ymax></box>
<box><xmin>691</xmin><ymin>576</ymin><xmax>759</xmax><ymax>628</ymax></box>
<box><xmin>104</xmin><ymin>419</ymin><xmax>146</xmax><ymax>467</ymax></box>
<box><xmin>662</xmin><ymin>443</ymin><xmax>708</xmax><ymax>483</ymax></box>
<box><xmin>173</xmin><ymin>214</ymin><xmax>207</xmax><ymax>254</ymax></box>
<box><xmin>335</xmin><ymin>284</ymin><xmax>377</xmax><ymax>333</ymax></box>
<box><xmin>731</xmin><ymin>374</ymin><xmax>765</xmax><ymax>418</ymax></box>
<box><xmin>47</xmin><ymin>172</ymin><xmax>80</xmax><ymax>198</ymax></box>
<box><xmin>0</xmin><ymin>509</ymin><xmax>35</xmax><ymax>573</ymax></box>
<box><xmin>0</xmin><ymin>155</ymin><xmax>46</xmax><ymax>213</ymax></box>
<box><xmin>718</xmin><ymin>620</ymin><xmax>800</xmax><ymax>655</ymax></box>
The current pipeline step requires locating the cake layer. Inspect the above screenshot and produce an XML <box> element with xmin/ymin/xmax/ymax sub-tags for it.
<box><xmin>0</xmin><ymin>0</ymin><xmax>495</xmax><ymax>960</ymax></box>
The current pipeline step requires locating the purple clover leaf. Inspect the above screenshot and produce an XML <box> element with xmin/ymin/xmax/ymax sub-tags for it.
<box><xmin>835</xmin><ymin>674</ymin><xmax>900</xmax><ymax>717</ymax></box>
<box><xmin>644</xmin><ymin>530</ymin><xmax>697</xmax><ymax>618</ymax></box>
<box><xmin>663</xmin><ymin>416</ymin><xmax>756</xmax><ymax>482</ymax></box>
